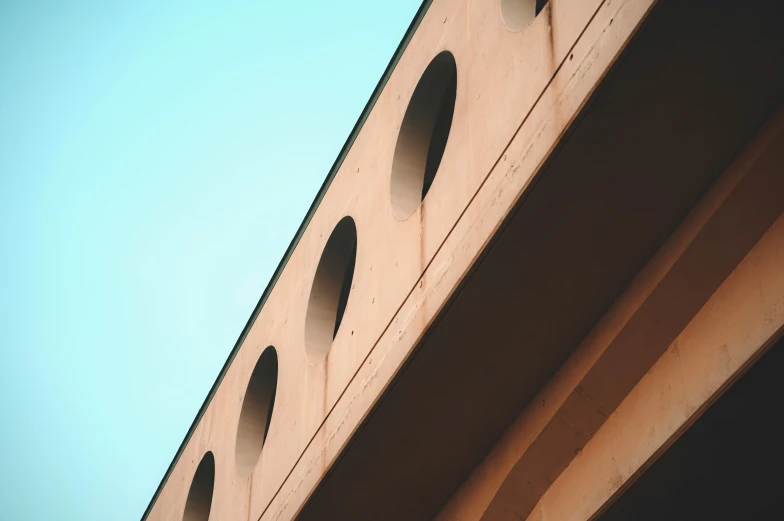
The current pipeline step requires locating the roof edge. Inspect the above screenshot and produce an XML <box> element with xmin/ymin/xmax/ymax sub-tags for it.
<box><xmin>139</xmin><ymin>2</ymin><xmax>432</xmax><ymax>519</ymax></box>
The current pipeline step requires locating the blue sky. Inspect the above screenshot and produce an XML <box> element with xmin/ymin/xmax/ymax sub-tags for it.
<box><xmin>0</xmin><ymin>1</ymin><xmax>421</xmax><ymax>519</ymax></box>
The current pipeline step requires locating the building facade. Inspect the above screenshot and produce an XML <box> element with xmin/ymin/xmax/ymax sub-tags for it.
<box><xmin>143</xmin><ymin>1</ymin><xmax>784</xmax><ymax>520</ymax></box>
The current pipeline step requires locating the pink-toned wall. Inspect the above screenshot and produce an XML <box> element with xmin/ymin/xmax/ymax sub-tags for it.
<box><xmin>145</xmin><ymin>1</ymin><xmax>784</xmax><ymax>520</ymax></box>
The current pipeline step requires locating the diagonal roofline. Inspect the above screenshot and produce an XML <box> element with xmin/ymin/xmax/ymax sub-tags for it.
<box><xmin>139</xmin><ymin>1</ymin><xmax>432</xmax><ymax>519</ymax></box>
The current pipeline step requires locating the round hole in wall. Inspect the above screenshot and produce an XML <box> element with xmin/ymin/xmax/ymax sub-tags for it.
<box><xmin>235</xmin><ymin>346</ymin><xmax>278</xmax><ymax>478</ymax></box>
<box><xmin>183</xmin><ymin>452</ymin><xmax>215</xmax><ymax>521</ymax></box>
<box><xmin>501</xmin><ymin>0</ymin><xmax>548</xmax><ymax>32</ymax></box>
<box><xmin>390</xmin><ymin>51</ymin><xmax>457</xmax><ymax>219</ymax></box>
<box><xmin>305</xmin><ymin>216</ymin><xmax>357</xmax><ymax>364</ymax></box>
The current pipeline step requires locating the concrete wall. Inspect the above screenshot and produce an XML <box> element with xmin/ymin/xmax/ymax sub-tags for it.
<box><xmin>145</xmin><ymin>0</ymin><xmax>784</xmax><ymax>520</ymax></box>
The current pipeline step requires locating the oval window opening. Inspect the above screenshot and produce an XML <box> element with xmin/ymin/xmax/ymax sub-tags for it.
<box><xmin>305</xmin><ymin>217</ymin><xmax>357</xmax><ymax>364</ymax></box>
<box><xmin>390</xmin><ymin>51</ymin><xmax>457</xmax><ymax>219</ymax></box>
<box><xmin>235</xmin><ymin>346</ymin><xmax>278</xmax><ymax>478</ymax></box>
<box><xmin>183</xmin><ymin>452</ymin><xmax>215</xmax><ymax>521</ymax></box>
<box><xmin>501</xmin><ymin>0</ymin><xmax>548</xmax><ymax>32</ymax></box>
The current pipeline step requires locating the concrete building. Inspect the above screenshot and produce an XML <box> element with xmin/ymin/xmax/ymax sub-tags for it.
<box><xmin>142</xmin><ymin>1</ymin><xmax>784</xmax><ymax>520</ymax></box>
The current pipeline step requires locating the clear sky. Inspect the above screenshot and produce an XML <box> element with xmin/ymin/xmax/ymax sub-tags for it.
<box><xmin>0</xmin><ymin>1</ymin><xmax>421</xmax><ymax>519</ymax></box>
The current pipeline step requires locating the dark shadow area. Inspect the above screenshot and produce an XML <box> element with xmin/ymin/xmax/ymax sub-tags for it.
<box><xmin>391</xmin><ymin>51</ymin><xmax>457</xmax><ymax>219</ymax></box>
<box><xmin>235</xmin><ymin>346</ymin><xmax>278</xmax><ymax>477</ymax></box>
<box><xmin>334</xmin><ymin>241</ymin><xmax>356</xmax><ymax>338</ymax></box>
<box><xmin>423</xmin><ymin>72</ymin><xmax>457</xmax><ymax>201</ymax></box>
<box><xmin>183</xmin><ymin>452</ymin><xmax>215</xmax><ymax>521</ymax></box>
<box><xmin>305</xmin><ymin>216</ymin><xmax>357</xmax><ymax>363</ymax></box>
<box><xmin>600</xmin><ymin>336</ymin><xmax>784</xmax><ymax>521</ymax></box>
